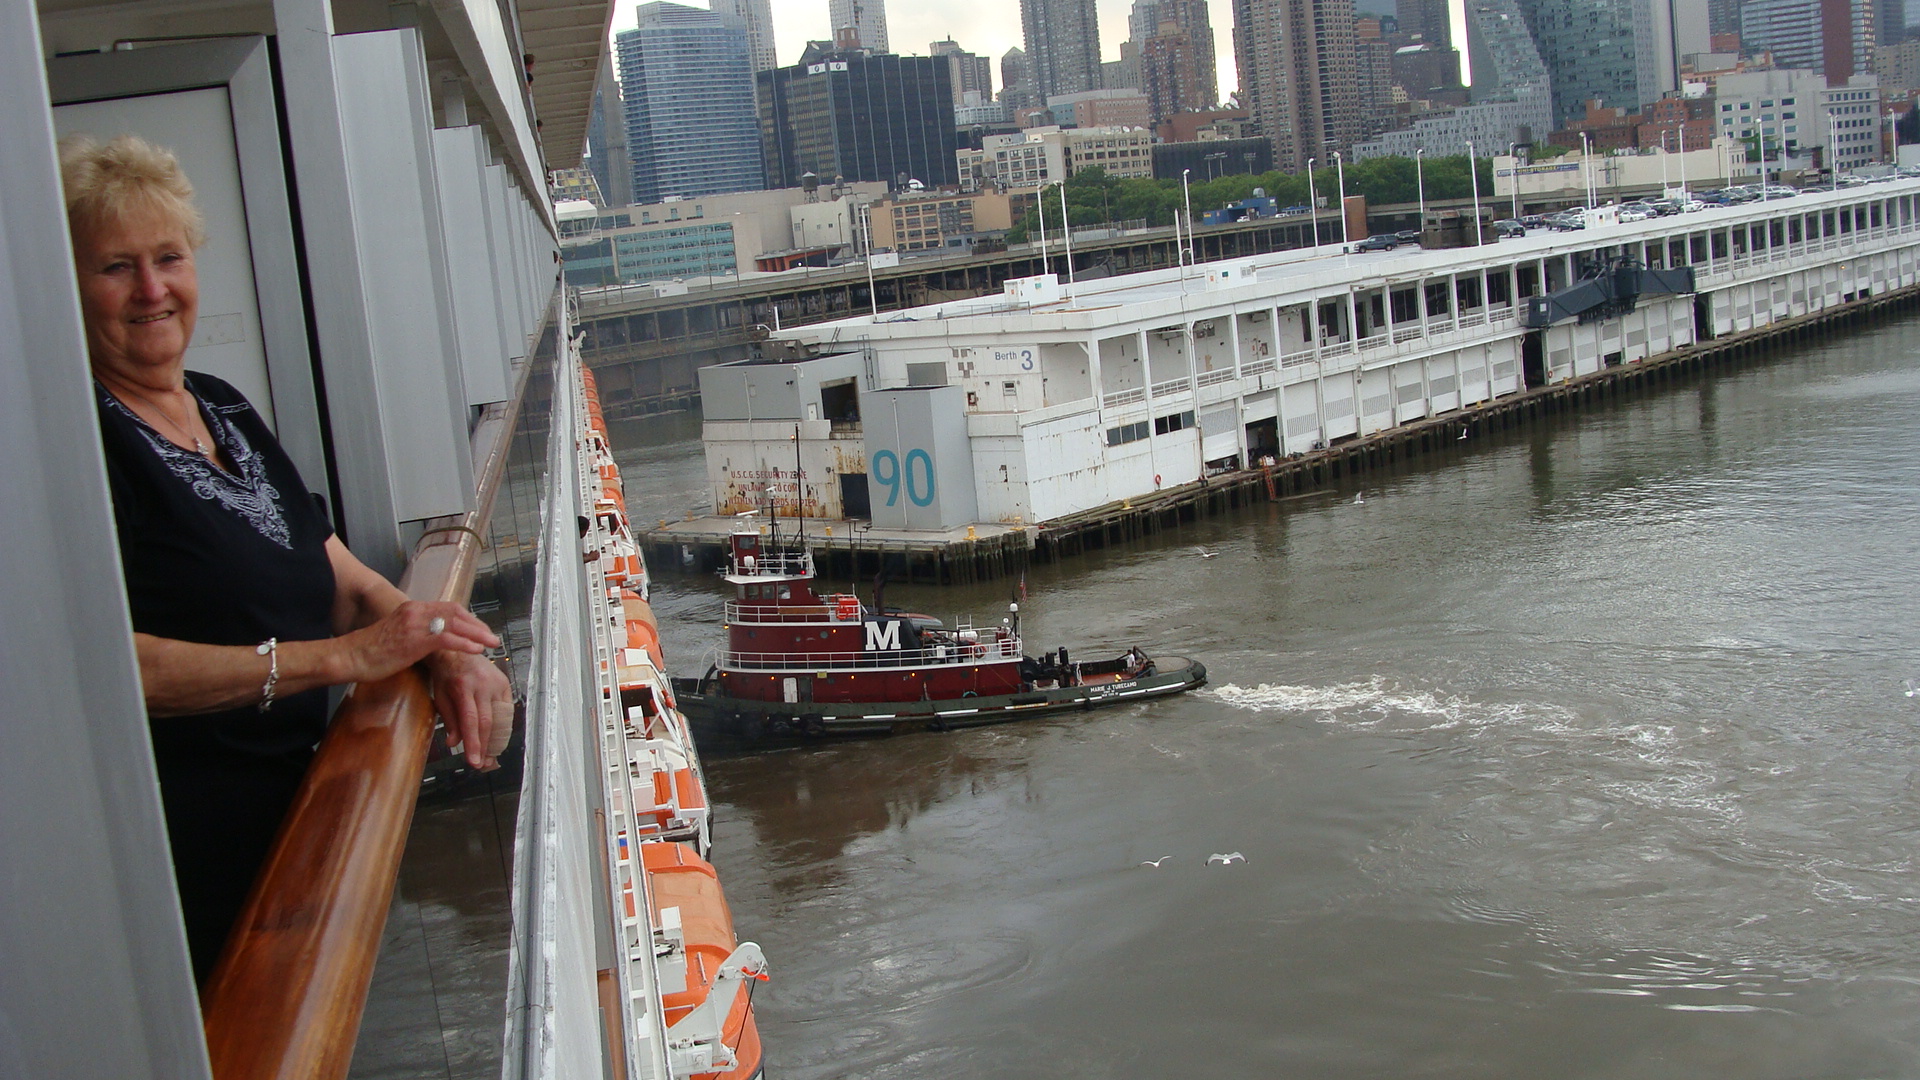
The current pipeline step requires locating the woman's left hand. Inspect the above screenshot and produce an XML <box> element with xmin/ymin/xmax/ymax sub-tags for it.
<box><xmin>426</xmin><ymin>649</ymin><xmax>514</xmax><ymax>771</ymax></box>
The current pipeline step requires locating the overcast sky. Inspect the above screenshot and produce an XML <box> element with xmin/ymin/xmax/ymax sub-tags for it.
<box><xmin>608</xmin><ymin>0</ymin><xmax>1246</xmax><ymax>98</ymax></box>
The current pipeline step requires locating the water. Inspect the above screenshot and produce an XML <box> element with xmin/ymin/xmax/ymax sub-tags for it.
<box><xmin>610</xmin><ymin>324</ymin><xmax>1920</xmax><ymax>1079</ymax></box>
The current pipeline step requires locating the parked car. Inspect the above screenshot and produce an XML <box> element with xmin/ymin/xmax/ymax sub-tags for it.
<box><xmin>1493</xmin><ymin>219</ymin><xmax>1526</xmax><ymax>238</ymax></box>
<box><xmin>1355</xmin><ymin>233</ymin><xmax>1400</xmax><ymax>251</ymax></box>
<box><xmin>1394</xmin><ymin>229</ymin><xmax>1422</xmax><ymax>245</ymax></box>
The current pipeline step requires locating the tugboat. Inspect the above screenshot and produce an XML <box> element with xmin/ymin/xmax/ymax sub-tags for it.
<box><xmin>674</xmin><ymin>525</ymin><xmax>1207</xmax><ymax>746</ymax></box>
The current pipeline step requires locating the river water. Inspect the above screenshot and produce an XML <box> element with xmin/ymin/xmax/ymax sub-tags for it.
<box><xmin>610</xmin><ymin>319</ymin><xmax>1920</xmax><ymax>1079</ymax></box>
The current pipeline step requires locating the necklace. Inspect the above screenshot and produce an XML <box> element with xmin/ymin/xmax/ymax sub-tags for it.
<box><xmin>119</xmin><ymin>382</ymin><xmax>213</xmax><ymax>458</ymax></box>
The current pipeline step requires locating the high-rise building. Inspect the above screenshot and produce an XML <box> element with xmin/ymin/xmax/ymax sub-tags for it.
<box><xmin>586</xmin><ymin>54</ymin><xmax>633</xmax><ymax>208</ymax></box>
<box><xmin>932</xmin><ymin>39</ymin><xmax>995</xmax><ymax>106</ymax></box>
<box><xmin>1000</xmin><ymin>46</ymin><xmax>1034</xmax><ymax>108</ymax></box>
<box><xmin>1353</xmin><ymin>0</ymin><xmax>1551</xmax><ymax>159</ymax></box>
<box><xmin>1514</xmin><ymin>0</ymin><xmax>1675</xmax><ymax>121</ymax></box>
<box><xmin>710</xmin><ymin>0</ymin><xmax>779</xmax><ymax>71</ymax></box>
<box><xmin>1021</xmin><ymin>0</ymin><xmax>1104</xmax><ymax>101</ymax></box>
<box><xmin>1398</xmin><ymin>0</ymin><xmax>1454</xmax><ymax>46</ymax></box>
<box><xmin>828</xmin><ymin>0</ymin><xmax>889</xmax><ymax>53</ymax></box>
<box><xmin>1875</xmin><ymin>0</ymin><xmax>1907</xmax><ymax>41</ymax></box>
<box><xmin>616</xmin><ymin>2</ymin><xmax>766</xmax><ymax>204</ymax></box>
<box><xmin>758</xmin><ymin>45</ymin><xmax>959</xmax><ymax>190</ymax></box>
<box><xmin>1740</xmin><ymin>0</ymin><xmax>1875</xmax><ymax>81</ymax></box>
<box><xmin>1232</xmin><ymin>0</ymin><xmax>1365</xmax><ymax>169</ymax></box>
<box><xmin>1136</xmin><ymin>0</ymin><xmax>1219</xmax><ymax>121</ymax></box>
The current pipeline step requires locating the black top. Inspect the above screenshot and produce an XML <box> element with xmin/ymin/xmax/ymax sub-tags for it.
<box><xmin>97</xmin><ymin>371</ymin><xmax>337</xmax><ymax>981</ymax></box>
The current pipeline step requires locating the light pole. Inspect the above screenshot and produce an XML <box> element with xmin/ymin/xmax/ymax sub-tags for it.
<box><xmin>1465</xmin><ymin>140</ymin><xmax>1481</xmax><ymax>245</ymax></box>
<box><xmin>1181</xmin><ymin>167</ymin><xmax>1193</xmax><ymax>265</ymax></box>
<box><xmin>1206</xmin><ymin>151</ymin><xmax>1226</xmax><ymax>181</ymax></box>
<box><xmin>1059</xmin><ymin>180</ymin><xmax>1075</xmax><ymax>288</ymax></box>
<box><xmin>1508</xmin><ymin>142</ymin><xmax>1520</xmax><ymax>220</ymax></box>
<box><xmin>1580</xmin><ymin>132</ymin><xmax>1596</xmax><ymax>212</ymax></box>
<box><xmin>1035</xmin><ymin>183</ymin><xmax>1050</xmax><ymax>275</ymax></box>
<box><xmin>1415</xmin><ymin>147</ymin><xmax>1426</xmax><ymax>237</ymax></box>
<box><xmin>1306</xmin><ymin>157</ymin><xmax>1318</xmax><ymax>248</ymax></box>
<box><xmin>861</xmin><ymin>201</ymin><xmax>878</xmax><ymax>315</ymax></box>
<box><xmin>1830</xmin><ymin>111</ymin><xmax>1840</xmax><ymax>189</ymax></box>
<box><xmin>1677</xmin><ymin>124</ymin><xmax>1688</xmax><ymax>200</ymax></box>
<box><xmin>1244</xmin><ymin>151</ymin><xmax>1257</xmax><ymax>175</ymax></box>
<box><xmin>1333</xmin><ymin>150</ymin><xmax>1349</xmax><ymax>246</ymax></box>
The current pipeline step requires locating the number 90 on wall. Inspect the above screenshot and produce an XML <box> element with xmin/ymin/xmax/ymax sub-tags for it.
<box><xmin>870</xmin><ymin>448</ymin><xmax>937</xmax><ymax>507</ymax></box>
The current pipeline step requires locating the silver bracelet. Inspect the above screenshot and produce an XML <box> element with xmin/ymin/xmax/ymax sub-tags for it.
<box><xmin>256</xmin><ymin>637</ymin><xmax>279</xmax><ymax>712</ymax></box>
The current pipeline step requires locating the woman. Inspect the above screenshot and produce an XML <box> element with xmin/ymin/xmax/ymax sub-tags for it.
<box><xmin>62</xmin><ymin>134</ymin><xmax>514</xmax><ymax>983</ymax></box>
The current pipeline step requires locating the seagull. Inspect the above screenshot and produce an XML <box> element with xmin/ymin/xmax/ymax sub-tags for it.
<box><xmin>1906</xmin><ymin>678</ymin><xmax>1919</xmax><ymax>698</ymax></box>
<box><xmin>1140</xmin><ymin>856</ymin><xmax>1174</xmax><ymax>867</ymax></box>
<box><xmin>1352</xmin><ymin>492</ymin><xmax>1365</xmax><ymax>505</ymax></box>
<box><xmin>1458</xmin><ymin>426</ymin><xmax>1470</xmax><ymax>441</ymax></box>
<box><xmin>1207</xmin><ymin>852</ymin><xmax>1246</xmax><ymax>865</ymax></box>
<box><xmin>1194</xmin><ymin>546</ymin><xmax>1219</xmax><ymax>559</ymax></box>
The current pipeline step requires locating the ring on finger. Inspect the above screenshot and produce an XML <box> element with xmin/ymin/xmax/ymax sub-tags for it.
<box><xmin>427</xmin><ymin>616</ymin><xmax>446</xmax><ymax>635</ymax></box>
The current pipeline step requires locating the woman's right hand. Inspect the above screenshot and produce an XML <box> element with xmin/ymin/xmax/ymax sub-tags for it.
<box><xmin>330</xmin><ymin>600</ymin><xmax>500</xmax><ymax>686</ymax></box>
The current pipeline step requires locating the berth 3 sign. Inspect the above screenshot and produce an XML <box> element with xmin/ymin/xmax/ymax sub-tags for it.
<box><xmin>861</xmin><ymin>386</ymin><xmax>979</xmax><ymax>529</ymax></box>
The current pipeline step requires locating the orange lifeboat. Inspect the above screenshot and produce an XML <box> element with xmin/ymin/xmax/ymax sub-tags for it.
<box><xmin>644</xmin><ymin>842</ymin><xmax>765</xmax><ymax>1080</ymax></box>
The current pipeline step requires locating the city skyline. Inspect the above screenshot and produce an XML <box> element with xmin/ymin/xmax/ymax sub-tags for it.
<box><xmin>607</xmin><ymin>0</ymin><xmax>1254</xmax><ymax>97</ymax></box>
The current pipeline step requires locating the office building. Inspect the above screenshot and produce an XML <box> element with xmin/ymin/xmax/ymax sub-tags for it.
<box><xmin>1352</xmin><ymin>0</ymin><xmax>1553</xmax><ymax>158</ymax></box>
<box><xmin>1713</xmin><ymin>68</ymin><xmax>1883</xmax><ymax>171</ymax></box>
<box><xmin>932</xmin><ymin>39</ymin><xmax>995</xmax><ymax>106</ymax></box>
<box><xmin>1233</xmin><ymin>0</ymin><xmax>1365</xmax><ymax>168</ymax></box>
<box><xmin>980</xmin><ymin>124</ymin><xmax>1157</xmax><ymax>186</ymax></box>
<box><xmin>1022</xmin><ymin>0</ymin><xmax>1104</xmax><ymax>101</ymax></box>
<box><xmin>1739</xmin><ymin>0</ymin><xmax>1875</xmax><ymax>81</ymax></box>
<box><xmin>828</xmin><ymin>0</ymin><xmax>889</xmax><ymax>52</ymax></box>
<box><xmin>711</xmin><ymin>0</ymin><xmax>779</xmax><ymax>70</ymax></box>
<box><xmin>616</xmin><ymin>2</ymin><xmax>766</xmax><ymax>204</ymax></box>
<box><xmin>759</xmin><ymin>46</ymin><xmax>960</xmax><ymax>190</ymax></box>
<box><xmin>1047</xmin><ymin>87</ymin><xmax>1155</xmax><ymax>127</ymax></box>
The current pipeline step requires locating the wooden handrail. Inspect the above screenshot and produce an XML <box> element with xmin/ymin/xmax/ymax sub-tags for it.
<box><xmin>200</xmin><ymin>313</ymin><xmax>547</xmax><ymax>1079</ymax></box>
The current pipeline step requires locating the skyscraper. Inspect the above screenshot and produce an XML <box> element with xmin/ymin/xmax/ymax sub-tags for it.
<box><xmin>758</xmin><ymin>44</ymin><xmax>959</xmax><ymax>189</ymax></box>
<box><xmin>1021</xmin><ymin>0</ymin><xmax>1104</xmax><ymax>101</ymax></box>
<box><xmin>1232</xmin><ymin>0</ymin><xmax>1364</xmax><ymax>169</ymax></box>
<box><xmin>828</xmin><ymin>0</ymin><xmax>889</xmax><ymax>53</ymax></box>
<box><xmin>1137</xmin><ymin>0</ymin><xmax>1218</xmax><ymax>121</ymax></box>
<box><xmin>586</xmin><ymin>54</ymin><xmax>633</xmax><ymax>208</ymax></box>
<box><xmin>710</xmin><ymin>0</ymin><xmax>779</xmax><ymax>71</ymax></box>
<box><xmin>1740</xmin><ymin>0</ymin><xmax>1875</xmax><ymax>80</ymax></box>
<box><xmin>932</xmin><ymin>39</ymin><xmax>996</xmax><ymax>105</ymax></box>
<box><xmin>616</xmin><ymin>2</ymin><xmax>766</xmax><ymax>203</ymax></box>
<box><xmin>1000</xmin><ymin>46</ymin><xmax>1035</xmax><ymax>107</ymax></box>
<box><xmin>1513</xmin><ymin>0</ymin><xmax>1673</xmax><ymax>121</ymax></box>
<box><xmin>1398</xmin><ymin>0</ymin><xmax>1454</xmax><ymax>46</ymax></box>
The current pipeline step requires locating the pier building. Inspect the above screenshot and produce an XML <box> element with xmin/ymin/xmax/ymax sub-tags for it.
<box><xmin>697</xmin><ymin>182</ymin><xmax>1920</xmax><ymax>529</ymax></box>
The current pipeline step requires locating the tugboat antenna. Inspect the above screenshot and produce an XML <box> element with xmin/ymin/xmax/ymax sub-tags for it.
<box><xmin>793</xmin><ymin>423</ymin><xmax>804</xmax><ymax>544</ymax></box>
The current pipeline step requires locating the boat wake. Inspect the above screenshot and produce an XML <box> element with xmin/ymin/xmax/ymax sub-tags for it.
<box><xmin>1204</xmin><ymin>676</ymin><xmax>1569</xmax><ymax>732</ymax></box>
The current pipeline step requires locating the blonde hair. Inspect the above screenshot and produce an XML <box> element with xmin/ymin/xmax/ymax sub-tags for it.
<box><xmin>59</xmin><ymin>134</ymin><xmax>207</xmax><ymax>248</ymax></box>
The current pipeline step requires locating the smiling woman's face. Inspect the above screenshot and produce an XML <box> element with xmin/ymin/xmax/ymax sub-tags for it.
<box><xmin>72</xmin><ymin>205</ymin><xmax>199</xmax><ymax>382</ymax></box>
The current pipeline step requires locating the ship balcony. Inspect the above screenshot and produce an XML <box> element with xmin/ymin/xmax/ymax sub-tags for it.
<box><xmin>720</xmin><ymin>637</ymin><xmax>1022</xmax><ymax>672</ymax></box>
<box><xmin>728</xmin><ymin>548</ymin><xmax>813</xmax><ymax>578</ymax></box>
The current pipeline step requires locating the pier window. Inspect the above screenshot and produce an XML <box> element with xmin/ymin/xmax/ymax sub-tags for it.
<box><xmin>1154</xmin><ymin>410</ymin><xmax>1195</xmax><ymax>435</ymax></box>
<box><xmin>1455</xmin><ymin>275</ymin><xmax>1483</xmax><ymax>313</ymax></box>
<box><xmin>1106</xmin><ymin>420</ymin><xmax>1149</xmax><ymax>445</ymax></box>
<box><xmin>1710</xmin><ymin>232</ymin><xmax>1728</xmax><ymax>261</ymax></box>
<box><xmin>1424</xmin><ymin>281</ymin><xmax>1451</xmax><ymax>317</ymax></box>
<box><xmin>1788</xmin><ymin>217</ymin><xmax>1802</xmax><ymax>244</ymax></box>
<box><xmin>1487</xmin><ymin>269</ymin><xmax>1511</xmax><ymax>308</ymax></box>
<box><xmin>1318</xmin><ymin>300</ymin><xmax>1346</xmax><ymax>343</ymax></box>
<box><xmin>1690</xmin><ymin>234</ymin><xmax>1708</xmax><ymax>263</ymax></box>
<box><xmin>1516</xmin><ymin>263</ymin><xmax>1540</xmax><ymax>298</ymax></box>
<box><xmin>1390</xmin><ymin>287</ymin><xmax>1419</xmax><ymax>325</ymax></box>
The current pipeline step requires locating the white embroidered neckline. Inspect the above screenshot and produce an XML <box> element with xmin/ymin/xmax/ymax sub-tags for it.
<box><xmin>102</xmin><ymin>382</ymin><xmax>293</xmax><ymax>550</ymax></box>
